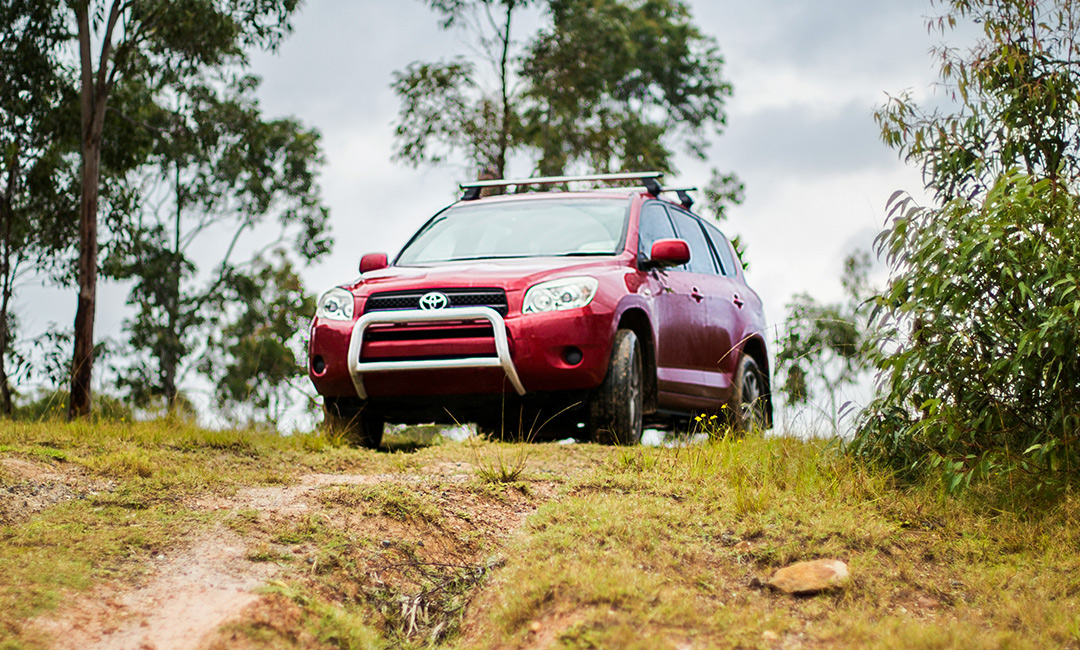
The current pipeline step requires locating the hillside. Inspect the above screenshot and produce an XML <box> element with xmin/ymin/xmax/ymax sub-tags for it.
<box><xmin>1</xmin><ymin>420</ymin><xmax>1078</xmax><ymax>649</ymax></box>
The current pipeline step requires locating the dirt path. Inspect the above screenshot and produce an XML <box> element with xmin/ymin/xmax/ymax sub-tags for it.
<box><xmin>32</xmin><ymin>473</ymin><xmax>412</xmax><ymax>650</ymax></box>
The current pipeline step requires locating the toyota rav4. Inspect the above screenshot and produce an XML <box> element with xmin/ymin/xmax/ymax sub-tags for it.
<box><xmin>308</xmin><ymin>172</ymin><xmax>771</xmax><ymax>447</ymax></box>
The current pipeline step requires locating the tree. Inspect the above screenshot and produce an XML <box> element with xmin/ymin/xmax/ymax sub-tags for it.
<box><xmin>64</xmin><ymin>0</ymin><xmax>302</xmax><ymax>419</ymax></box>
<box><xmin>205</xmin><ymin>253</ymin><xmax>315</xmax><ymax>427</ymax></box>
<box><xmin>106</xmin><ymin>74</ymin><xmax>329</xmax><ymax>413</ymax></box>
<box><xmin>777</xmin><ymin>252</ymin><xmax>870</xmax><ymax>428</ymax></box>
<box><xmin>0</xmin><ymin>0</ymin><xmax>79</xmax><ymax>415</ymax></box>
<box><xmin>522</xmin><ymin>0</ymin><xmax>731</xmax><ymax>175</ymax></box>
<box><xmin>394</xmin><ymin>0</ymin><xmax>739</xmax><ymax>183</ymax></box>
<box><xmin>393</xmin><ymin>0</ymin><xmax>535</xmax><ymax>179</ymax></box>
<box><xmin>857</xmin><ymin>0</ymin><xmax>1080</xmax><ymax>484</ymax></box>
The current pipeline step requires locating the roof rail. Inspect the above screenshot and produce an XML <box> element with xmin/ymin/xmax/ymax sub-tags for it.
<box><xmin>460</xmin><ymin>171</ymin><xmax>664</xmax><ymax>201</ymax></box>
<box><xmin>582</xmin><ymin>184</ymin><xmax>697</xmax><ymax>209</ymax></box>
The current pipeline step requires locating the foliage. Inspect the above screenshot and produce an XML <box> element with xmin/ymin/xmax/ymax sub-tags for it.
<box><xmin>204</xmin><ymin>253</ymin><xmax>316</xmax><ymax>427</ymax></box>
<box><xmin>776</xmin><ymin>252</ymin><xmax>870</xmax><ymax>422</ymax></box>
<box><xmin>857</xmin><ymin>174</ymin><xmax>1080</xmax><ymax>485</ymax></box>
<box><xmin>106</xmin><ymin>74</ymin><xmax>328</xmax><ymax>414</ymax></box>
<box><xmin>0</xmin><ymin>0</ymin><xmax>79</xmax><ymax>414</ymax></box>
<box><xmin>393</xmin><ymin>0</ymin><xmax>533</xmax><ymax>178</ymax></box>
<box><xmin>395</xmin><ymin>0</ymin><xmax>741</xmax><ymax>191</ymax></box>
<box><xmin>61</xmin><ymin>0</ymin><xmax>304</xmax><ymax>417</ymax></box>
<box><xmin>858</xmin><ymin>0</ymin><xmax>1080</xmax><ymax>484</ymax></box>
<box><xmin>877</xmin><ymin>0</ymin><xmax>1080</xmax><ymax>200</ymax></box>
<box><xmin>522</xmin><ymin>0</ymin><xmax>731</xmax><ymax>175</ymax></box>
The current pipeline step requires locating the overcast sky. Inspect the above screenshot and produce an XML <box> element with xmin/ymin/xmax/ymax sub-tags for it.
<box><xmin>22</xmin><ymin>0</ymin><xmax>949</xmax><ymax>423</ymax></box>
<box><xmin>240</xmin><ymin>0</ymin><xmax>940</xmax><ymax>319</ymax></box>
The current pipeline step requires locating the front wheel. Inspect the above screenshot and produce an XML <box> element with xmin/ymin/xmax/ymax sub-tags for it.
<box><xmin>588</xmin><ymin>329</ymin><xmax>644</xmax><ymax>445</ymax></box>
<box><xmin>727</xmin><ymin>354</ymin><xmax>768</xmax><ymax>432</ymax></box>
<box><xmin>323</xmin><ymin>397</ymin><xmax>384</xmax><ymax>449</ymax></box>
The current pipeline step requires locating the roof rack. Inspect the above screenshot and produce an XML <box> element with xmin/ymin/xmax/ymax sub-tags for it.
<box><xmin>460</xmin><ymin>171</ymin><xmax>664</xmax><ymax>201</ymax></box>
<box><xmin>583</xmin><ymin>185</ymin><xmax>698</xmax><ymax>209</ymax></box>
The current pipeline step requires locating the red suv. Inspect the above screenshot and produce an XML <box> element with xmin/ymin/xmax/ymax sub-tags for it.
<box><xmin>308</xmin><ymin>172</ymin><xmax>771</xmax><ymax>447</ymax></box>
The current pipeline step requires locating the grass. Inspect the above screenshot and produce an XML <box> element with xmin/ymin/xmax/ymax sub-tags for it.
<box><xmin>460</xmin><ymin>429</ymin><xmax>1080</xmax><ymax>649</ymax></box>
<box><xmin>2</xmin><ymin>418</ymin><xmax>1079</xmax><ymax>649</ymax></box>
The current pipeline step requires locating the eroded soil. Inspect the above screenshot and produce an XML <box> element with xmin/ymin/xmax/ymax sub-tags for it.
<box><xmin>18</xmin><ymin>462</ymin><xmax>551</xmax><ymax>650</ymax></box>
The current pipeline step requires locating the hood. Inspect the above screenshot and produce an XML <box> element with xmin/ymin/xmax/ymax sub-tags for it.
<box><xmin>349</xmin><ymin>256</ymin><xmax>628</xmax><ymax>294</ymax></box>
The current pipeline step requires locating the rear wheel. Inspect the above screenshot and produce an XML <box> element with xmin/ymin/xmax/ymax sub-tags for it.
<box><xmin>323</xmin><ymin>397</ymin><xmax>384</xmax><ymax>449</ymax></box>
<box><xmin>588</xmin><ymin>329</ymin><xmax>644</xmax><ymax>445</ymax></box>
<box><xmin>728</xmin><ymin>354</ymin><xmax>768</xmax><ymax>432</ymax></box>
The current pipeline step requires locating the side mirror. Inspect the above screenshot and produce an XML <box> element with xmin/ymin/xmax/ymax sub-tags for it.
<box><xmin>648</xmin><ymin>239</ymin><xmax>690</xmax><ymax>267</ymax></box>
<box><xmin>359</xmin><ymin>252</ymin><xmax>389</xmax><ymax>274</ymax></box>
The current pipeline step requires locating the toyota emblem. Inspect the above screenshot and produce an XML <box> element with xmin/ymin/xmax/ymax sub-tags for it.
<box><xmin>418</xmin><ymin>291</ymin><xmax>450</xmax><ymax>310</ymax></box>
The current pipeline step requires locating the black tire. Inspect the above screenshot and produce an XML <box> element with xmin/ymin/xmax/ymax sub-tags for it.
<box><xmin>323</xmin><ymin>397</ymin><xmax>384</xmax><ymax>449</ymax></box>
<box><xmin>728</xmin><ymin>354</ymin><xmax>768</xmax><ymax>432</ymax></box>
<box><xmin>588</xmin><ymin>329</ymin><xmax>644</xmax><ymax>445</ymax></box>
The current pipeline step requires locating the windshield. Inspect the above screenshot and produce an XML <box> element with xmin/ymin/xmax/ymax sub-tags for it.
<box><xmin>396</xmin><ymin>197</ymin><xmax>630</xmax><ymax>264</ymax></box>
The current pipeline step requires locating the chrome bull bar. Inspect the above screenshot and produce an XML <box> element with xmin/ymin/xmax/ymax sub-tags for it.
<box><xmin>346</xmin><ymin>307</ymin><xmax>527</xmax><ymax>400</ymax></box>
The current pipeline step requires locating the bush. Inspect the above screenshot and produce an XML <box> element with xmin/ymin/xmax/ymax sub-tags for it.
<box><xmin>858</xmin><ymin>0</ymin><xmax>1080</xmax><ymax>486</ymax></box>
<box><xmin>855</xmin><ymin>173</ymin><xmax>1080</xmax><ymax>484</ymax></box>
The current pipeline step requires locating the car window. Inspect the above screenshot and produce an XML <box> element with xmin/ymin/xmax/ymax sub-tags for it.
<box><xmin>396</xmin><ymin>197</ymin><xmax>629</xmax><ymax>264</ymax></box>
<box><xmin>637</xmin><ymin>201</ymin><xmax>678</xmax><ymax>259</ymax></box>
<box><xmin>701</xmin><ymin>220</ymin><xmax>739</xmax><ymax>277</ymax></box>
<box><xmin>668</xmin><ymin>208</ymin><xmax>718</xmax><ymax>275</ymax></box>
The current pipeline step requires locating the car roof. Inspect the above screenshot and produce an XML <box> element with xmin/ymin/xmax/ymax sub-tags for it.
<box><xmin>453</xmin><ymin>172</ymin><xmax>700</xmax><ymax>212</ymax></box>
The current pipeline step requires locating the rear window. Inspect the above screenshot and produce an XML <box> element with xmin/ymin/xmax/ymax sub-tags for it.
<box><xmin>397</xmin><ymin>198</ymin><xmax>630</xmax><ymax>264</ymax></box>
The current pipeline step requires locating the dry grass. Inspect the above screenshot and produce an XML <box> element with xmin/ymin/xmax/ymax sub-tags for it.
<box><xmin>459</xmin><ymin>429</ymin><xmax>1080</xmax><ymax>649</ymax></box>
<box><xmin>2</xmin><ymin>418</ymin><xmax>1079</xmax><ymax>649</ymax></box>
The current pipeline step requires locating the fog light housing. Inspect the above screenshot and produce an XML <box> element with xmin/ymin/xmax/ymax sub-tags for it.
<box><xmin>312</xmin><ymin>355</ymin><xmax>327</xmax><ymax>375</ymax></box>
<box><xmin>563</xmin><ymin>346</ymin><xmax>584</xmax><ymax>366</ymax></box>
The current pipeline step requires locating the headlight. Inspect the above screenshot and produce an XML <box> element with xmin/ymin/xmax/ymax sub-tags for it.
<box><xmin>523</xmin><ymin>276</ymin><xmax>599</xmax><ymax>314</ymax></box>
<box><xmin>316</xmin><ymin>288</ymin><xmax>355</xmax><ymax>321</ymax></box>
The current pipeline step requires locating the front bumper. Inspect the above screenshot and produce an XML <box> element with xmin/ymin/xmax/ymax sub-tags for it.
<box><xmin>309</xmin><ymin>306</ymin><xmax>613</xmax><ymax>399</ymax></box>
<box><xmin>346</xmin><ymin>307</ymin><xmax>525</xmax><ymax>399</ymax></box>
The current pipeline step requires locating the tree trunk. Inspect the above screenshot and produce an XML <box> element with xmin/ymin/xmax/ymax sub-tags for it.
<box><xmin>69</xmin><ymin>1</ymin><xmax>120</xmax><ymax>419</ymax></box>
<box><xmin>0</xmin><ymin>151</ymin><xmax>16</xmax><ymax>416</ymax></box>
<box><xmin>495</xmin><ymin>1</ymin><xmax>514</xmax><ymax>180</ymax></box>
<box><xmin>162</xmin><ymin>164</ymin><xmax>182</xmax><ymax>411</ymax></box>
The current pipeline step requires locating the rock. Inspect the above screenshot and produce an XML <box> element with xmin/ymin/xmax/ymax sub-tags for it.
<box><xmin>767</xmin><ymin>559</ymin><xmax>849</xmax><ymax>595</ymax></box>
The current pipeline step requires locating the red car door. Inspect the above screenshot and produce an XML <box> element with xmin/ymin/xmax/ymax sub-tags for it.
<box><xmin>666</xmin><ymin>207</ymin><xmax>734</xmax><ymax>405</ymax></box>
<box><xmin>636</xmin><ymin>201</ymin><xmax>709</xmax><ymax>402</ymax></box>
<box><xmin>701</xmin><ymin>219</ymin><xmax>750</xmax><ymax>390</ymax></box>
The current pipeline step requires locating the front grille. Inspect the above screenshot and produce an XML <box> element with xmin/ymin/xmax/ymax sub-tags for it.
<box><xmin>364</xmin><ymin>288</ymin><xmax>509</xmax><ymax>316</ymax></box>
<box><xmin>364</xmin><ymin>323</ymin><xmax>495</xmax><ymax>342</ymax></box>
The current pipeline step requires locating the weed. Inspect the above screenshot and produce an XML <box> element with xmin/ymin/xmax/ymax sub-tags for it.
<box><xmin>246</xmin><ymin>543</ymin><xmax>293</xmax><ymax>563</ymax></box>
<box><xmin>466</xmin><ymin>403</ymin><xmax>576</xmax><ymax>484</ymax></box>
<box><xmin>320</xmin><ymin>484</ymin><xmax>442</xmax><ymax>524</ymax></box>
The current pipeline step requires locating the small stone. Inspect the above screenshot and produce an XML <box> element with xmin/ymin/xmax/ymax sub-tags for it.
<box><xmin>762</xmin><ymin>630</ymin><xmax>779</xmax><ymax>641</ymax></box>
<box><xmin>529</xmin><ymin>621</ymin><xmax>542</xmax><ymax>632</ymax></box>
<box><xmin>156</xmin><ymin>554</ymin><xmax>165</xmax><ymax>561</ymax></box>
<box><xmin>734</xmin><ymin>540</ymin><xmax>753</xmax><ymax>552</ymax></box>
<box><xmin>917</xmin><ymin>596</ymin><xmax>941</xmax><ymax>609</ymax></box>
<box><xmin>381</xmin><ymin>540</ymin><xmax>392</xmax><ymax>548</ymax></box>
<box><xmin>767</xmin><ymin>559</ymin><xmax>849</xmax><ymax>595</ymax></box>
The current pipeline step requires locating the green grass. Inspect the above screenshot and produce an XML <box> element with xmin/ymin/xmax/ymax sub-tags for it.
<box><xmin>0</xmin><ymin>418</ymin><xmax>437</xmax><ymax>647</ymax></box>
<box><xmin>3</xmin><ymin>418</ymin><xmax>1079</xmax><ymax>649</ymax></box>
<box><xmin>459</xmin><ymin>430</ymin><xmax>1080</xmax><ymax>649</ymax></box>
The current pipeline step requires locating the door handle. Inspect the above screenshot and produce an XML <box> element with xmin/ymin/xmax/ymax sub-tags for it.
<box><xmin>733</xmin><ymin>294</ymin><xmax>744</xmax><ymax>309</ymax></box>
<box><xmin>691</xmin><ymin>288</ymin><xmax>705</xmax><ymax>303</ymax></box>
